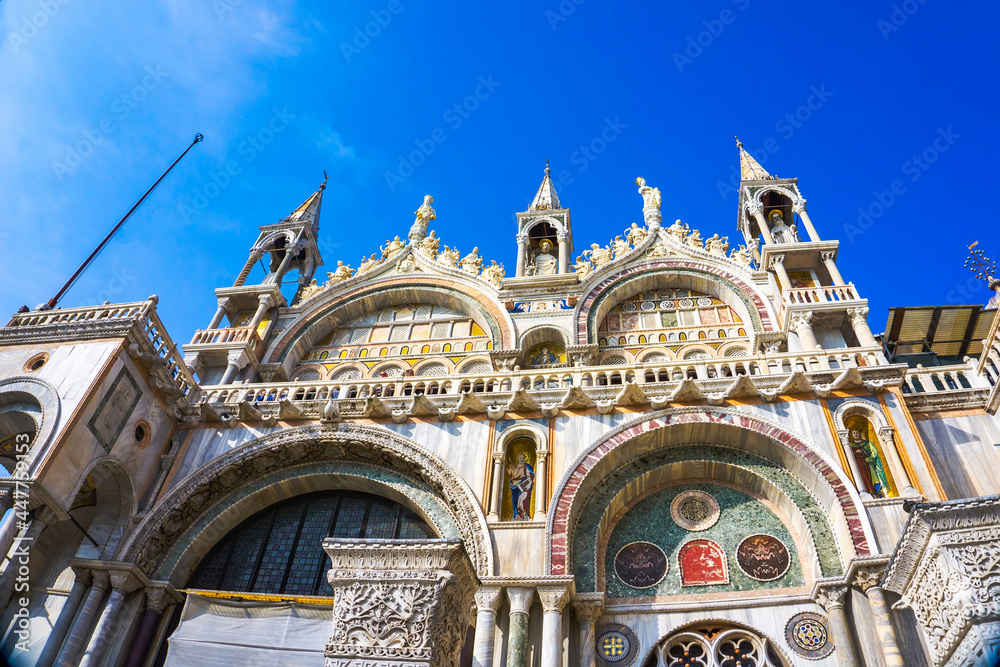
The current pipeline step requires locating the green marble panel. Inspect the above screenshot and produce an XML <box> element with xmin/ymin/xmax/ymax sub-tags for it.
<box><xmin>604</xmin><ymin>483</ymin><xmax>803</xmax><ymax>598</ymax></box>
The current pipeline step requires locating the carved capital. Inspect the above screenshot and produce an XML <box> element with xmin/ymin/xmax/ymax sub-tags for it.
<box><xmin>820</xmin><ymin>250</ymin><xmax>837</xmax><ymax>263</ymax></box>
<box><xmin>572</xmin><ymin>596</ymin><xmax>604</xmax><ymax>624</ymax></box>
<box><xmin>767</xmin><ymin>254</ymin><xmax>785</xmax><ymax>270</ymax></box>
<box><xmin>746</xmin><ymin>200</ymin><xmax>763</xmax><ymax>216</ymax></box>
<box><xmin>257</xmin><ymin>294</ymin><xmax>276</xmax><ymax>310</ymax></box>
<box><xmin>70</xmin><ymin>565</ymin><xmax>93</xmax><ymax>587</ymax></box>
<box><xmin>145</xmin><ymin>586</ymin><xmax>173</xmax><ymax>613</ymax></box>
<box><xmin>90</xmin><ymin>569</ymin><xmax>111</xmax><ymax>592</ymax></box>
<box><xmin>852</xmin><ymin>566</ymin><xmax>884</xmax><ymax>592</ymax></box>
<box><xmin>789</xmin><ymin>311</ymin><xmax>814</xmax><ymax>334</ymax></box>
<box><xmin>32</xmin><ymin>504</ymin><xmax>58</xmax><ymax>527</ymax></box>
<box><xmin>506</xmin><ymin>586</ymin><xmax>534</xmax><ymax>615</ymax></box>
<box><xmin>847</xmin><ymin>307</ymin><xmax>870</xmax><ymax>328</ymax></box>
<box><xmin>226</xmin><ymin>350</ymin><xmax>250</xmax><ymax>370</ymax></box>
<box><xmin>536</xmin><ymin>586</ymin><xmax>571</xmax><ymax>613</ymax></box>
<box><xmin>815</xmin><ymin>585</ymin><xmax>848</xmax><ymax>611</ymax></box>
<box><xmin>474</xmin><ymin>586</ymin><xmax>503</xmax><ymax>613</ymax></box>
<box><xmin>792</xmin><ymin>198</ymin><xmax>808</xmax><ymax>213</ymax></box>
<box><xmin>216</xmin><ymin>296</ymin><xmax>233</xmax><ymax>312</ymax></box>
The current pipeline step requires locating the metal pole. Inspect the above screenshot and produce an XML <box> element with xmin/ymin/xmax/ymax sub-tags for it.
<box><xmin>46</xmin><ymin>133</ymin><xmax>204</xmax><ymax>309</ymax></box>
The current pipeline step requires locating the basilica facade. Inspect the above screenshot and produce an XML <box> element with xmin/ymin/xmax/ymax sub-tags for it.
<box><xmin>1</xmin><ymin>145</ymin><xmax>999</xmax><ymax>667</ymax></box>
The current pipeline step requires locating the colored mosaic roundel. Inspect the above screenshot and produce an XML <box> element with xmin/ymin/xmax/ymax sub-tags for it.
<box><xmin>736</xmin><ymin>534</ymin><xmax>791</xmax><ymax>581</ymax></box>
<box><xmin>670</xmin><ymin>490</ymin><xmax>721</xmax><ymax>531</ymax></box>
<box><xmin>596</xmin><ymin>624</ymin><xmax>640</xmax><ymax>666</ymax></box>
<box><xmin>785</xmin><ymin>612</ymin><xmax>834</xmax><ymax>659</ymax></box>
<box><xmin>614</xmin><ymin>541</ymin><xmax>668</xmax><ymax>588</ymax></box>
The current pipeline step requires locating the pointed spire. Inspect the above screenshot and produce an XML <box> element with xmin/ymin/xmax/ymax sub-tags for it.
<box><xmin>286</xmin><ymin>175</ymin><xmax>327</xmax><ymax>233</ymax></box>
<box><xmin>736</xmin><ymin>136</ymin><xmax>773</xmax><ymax>181</ymax></box>
<box><xmin>529</xmin><ymin>160</ymin><xmax>562</xmax><ymax>211</ymax></box>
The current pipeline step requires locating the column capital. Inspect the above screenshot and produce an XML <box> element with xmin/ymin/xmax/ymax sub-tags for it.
<box><xmin>108</xmin><ymin>568</ymin><xmax>142</xmax><ymax>594</ymax></box>
<box><xmin>847</xmin><ymin>306</ymin><xmax>870</xmax><ymax>326</ymax></box>
<box><xmin>516</xmin><ymin>233</ymin><xmax>529</xmax><ymax>244</ymax></box>
<box><xmin>789</xmin><ymin>310</ymin><xmax>814</xmax><ymax>333</ymax></box>
<box><xmin>144</xmin><ymin>586</ymin><xmax>174</xmax><ymax>613</ymax></box>
<box><xmin>32</xmin><ymin>504</ymin><xmax>59</xmax><ymax>526</ymax></box>
<box><xmin>90</xmin><ymin>569</ymin><xmax>112</xmax><ymax>592</ymax></box>
<box><xmin>572</xmin><ymin>593</ymin><xmax>604</xmax><ymax>623</ymax></box>
<box><xmin>820</xmin><ymin>250</ymin><xmax>837</xmax><ymax>263</ymax></box>
<box><xmin>506</xmin><ymin>586</ymin><xmax>535</xmax><ymax>614</ymax></box>
<box><xmin>767</xmin><ymin>253</ymin><xmax>785</xmax><ymax>270</ymax></box>
<box><xmin>226</xmin><ymin>350</ymin><xmax>250</xmax><ymax>370</ymax></box>
<box><xmin>814</xmin><ymin>584</ymin><xmax>848</xmax><ymax>611</ymax></box>
<box><xmin>474</xmin><ymin>585</ymin><xmax>503</xmax><ymax>613</ymax></box>
<box><xmin>70</xmin><ymin>565</ymin><xmax>93</xmax><ymax>587</ymax></box>
<box><xmin>746</xmin><ymin>200</ymin><xmax>763</xmax><ymax>216</ymax></box>
<box><xmin>536</xmin><ymin>586</ymin><xmax>571</xmax><ymax>613</ymax></box>
<box><xmin>792</xmin><ymin>197</ymin><xmax>808</xmax><ymax>213</ymax></box>
<box><xmin>852</xmin><ymin>565</ymin><xmax>885</xmax><ymax>592</ymax></box>
<box><xmin>257</xmin><ymin>294</ymin><xmax>276</xmax><ymax>309</ymax></box>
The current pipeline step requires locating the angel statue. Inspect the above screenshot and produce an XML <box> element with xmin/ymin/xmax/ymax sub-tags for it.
<box><xmin>625</xmin><ymin>222</ymin><xmax>648</xmax><ymax>247</ymax></box>
<box><xmin>612</xmin><ymin>235</ymin><xmax>631</xmax><ymax>260</ymax></box>
<box><xmin>382</xmin><ymin>236</ymin><xmax>406</xmax><ymax>259</ymax></box>
<box><xmin>482</xmin><ymin>260</ymin><xmax>505</xmax><ymax>287</ymax></box>
<box><xmin>666</xmin><ymin>219</ymin><xmax>688</xmax><ymax>244</ymax></box>
<box><xmin>438</xmin><ymin>245</ymin><xmax>460</xmax><ymax>267</ymax></box>
<box><xmin>704</xmin><ymin>234</ymin><xmax>729</xmax><ymax>257</ymax></box>
<box><xmin>460</xmin><ymin>247</ymin><xmax>482</xmax><ymax>274</ymax></box>
<box><xmin>686</xmin><ymin>229</ymin><xmax>703</xmax><ymax>249</ymax></box>
<box><xmin>416</xmin><ymin>230</ymin><xmax>440</xmax><ymax>258</ymax></box>
<box><xmin>573</xmin><ymin>255</ymin><xmax>594</xmax><ymax>279</ymax></box>
<box><xmin>585</xmin><ymin>243</ymin><xmax>614</xmax><ymax>268</ymax></box>
<box><xmin>409</xmin><ymin>195</ymin><xmax>436</xmax><ymax>243</ymax></box>
<box><xmin>326</xmin><ymin>261</ymin><xmax>355</xmax><ymax>284</ymax></box>
<box><xmin>357</xmin><ymin>253</ymin><xmax>381</xmax><ymax>274</ymax></box>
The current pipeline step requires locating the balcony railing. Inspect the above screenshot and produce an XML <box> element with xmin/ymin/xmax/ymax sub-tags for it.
<box><xmin>191</xmin><ymin>346</ymin><xmax>899</xmax><ymax>422</ymax></box>
<box><xmin>189</xmin><ymin>326</ymin><xmax>264</xmax><ymax>358</ymax></box>
<box><xmin>783</xmin><ymin>284</ymin><xmax>859</xmax><ymax>305</ymax></box>
<box><xmin>3</xmin><ymin>299</ymin><xmax>197</xmax><ymax>398</ymax></box>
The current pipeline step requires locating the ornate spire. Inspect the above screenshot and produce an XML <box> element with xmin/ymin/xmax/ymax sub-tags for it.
<box><xmin>736</xmin><ymin>136</ymin><xmax>773</xmax><ymax>181</ymax></box>
<box><xmin>529</xmin><ymin>160</ymin><xmax>562</xmax><ymax>211</ymax></box>
<box><xmin>285</xmin><ymin>177</ymin><xmax>326</xmax><ymax>233</ymax></box>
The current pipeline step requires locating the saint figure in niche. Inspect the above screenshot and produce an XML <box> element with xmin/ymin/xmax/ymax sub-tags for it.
<box><xmin>846</xmin><ymin>416</ymin><xmax>891</xmax><ymax>498</ymax></box>
<box><xmin>533</xmin><ymin>239</ymin><xmax>558</xmax><ymax>275</ymax></box>
<box><xmin>505</xmin><ymin>450</ymin><xmax>535</xmax><ymax>521</ymax></box>
<box><xmin>769</xmin><ymin>210</ymin><xmax>799</xmax><ymax>244</ymax></box>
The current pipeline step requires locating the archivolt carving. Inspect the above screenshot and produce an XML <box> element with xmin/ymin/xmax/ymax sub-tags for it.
<box><xmin>119</xmin><ymin>423</ymin><xmax>494</xmax><ymax>578</ymax></box>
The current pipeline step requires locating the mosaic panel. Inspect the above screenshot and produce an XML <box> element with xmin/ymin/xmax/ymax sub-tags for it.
<box><xmin>670</xmin><ymin>490</ymin><xmax>720</xmax><ymax>531</ymax></box>
<box><xmin>596</xmin><ymin>624</ymin><xmax>640</xmax><ymax>667</ymax></box>
<box><xmin>736</xmin><ymin>535</ymin><xmax>791</xmax><ymax>582</ymax></box>
<box><xmin>614</xmin><ymin>542</ymin><xmax>668</xmax><ymax>588</ymax></box>
<box><xmin>785</xmin><ymin>611</ymin><xmax>834</xmax><ymax>659</ymax></box>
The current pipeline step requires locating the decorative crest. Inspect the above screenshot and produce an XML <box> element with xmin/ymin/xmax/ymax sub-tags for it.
<box><xmin>965</xmin><ymin>241</ymin><xmax>997</xmax><ymax>282</ymax></box>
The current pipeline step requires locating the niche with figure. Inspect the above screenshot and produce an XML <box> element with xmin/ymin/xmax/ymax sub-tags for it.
<box><xmin>844</xmin><ymin>414</ymin><xmax>895</xmax><ymax>498</ymax></box>
<box><xmin>501</xmin><ymin>438</ymin><xmax>536</xmax><ymax>522</ymax></box>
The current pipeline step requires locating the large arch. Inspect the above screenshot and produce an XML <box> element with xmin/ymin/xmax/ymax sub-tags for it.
<box><xmin>546</xmin><ymin>407</ymin><xmax>875</xmax><ymax>578</ymax></box>
<box><xmin>119</xmin><ymin>423</ymin><xmax>495</xmax><ymax>582</ymax></box>
<box><xmin>0</xmin><ymin>376</ymin><xmax>61</xmax><ymax>474</ymax></box>
<box><xmin>264</xmin><ymin>277</ymin><xmax>516</xmax><ymax>377</ymax></box>
<box><xmin>573</xmin><ymin>260</ymin><xmax>778</xmax><ymax>346</ymax></box>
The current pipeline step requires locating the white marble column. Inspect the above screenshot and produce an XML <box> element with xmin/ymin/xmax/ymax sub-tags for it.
<box><xmin>534</xmin><ymin>451</ymin><xmax>547</xmax><ymax>521</ymax></box>
<box><xmin>853</xmin><ymin>568</ymin><xmax>904</xmax><ymax>667</ymax></box>
<box><xmin>878</xmin><ymin>427</ymin><xmax>917</xmax><ymax>496</ymax></box>
<box><xmin>768</xmin><ymin>254</ymin><xmax>792</xmax><ymax>292</ymax></box>
<box><xmin>205</xmin><ymin>297</ymin><xmax>232</xmax><ymax>329</ymax></box>
<box><xmin>573</xmin><ymin>595</ymin><xmax>604</xmax><ymax>667</ymax></box>
<box><xmin>815</xmin><ymin>585</ymin><xmax>859</xmax><ymax>667</ymax></box>
<box><xmin>38</xmin><ymin>566</ymin><xmax>92</xmax><ymax>666</ymax></box>
<box><xmin>790</xmin><ymin>311</ymin><xmax>819</xmax><ymax>352</ymax></box>
<box><xmin>557</xmin><ymin>233</ymin><xmax>569</xmax><ymax>274</ymax></box>
<box><xmin>79</xmin><ymin>569</ymin><xmax>138</xmax><ymax>667</ymax></box>
<box><xmin>847</xmin><ymin>307</ymin><xmax>878</xmax><ymax>348</ymax></box>
<box><xmin>505</xmin><ymin>587</ymin><xmax>534</xmax><ymax>667</ymax></box>
<box><xmin>751</xmin><ymin>207</ymin><xmax>775</xmax><ymax>245</ymax></box>
<box><xmin>793</xmin><ymin>201</ymin><xmax>821</xmax><ymax>242</ymax></box>
<box><xmin>537</xmin><ymin>586</ymin><xmax>571</xmax><ymax>667</ymax></box>
<box><xmin>55</xmin><ymin>570</ymin><xmax>110</xmax><ymax>667</ymax></box>
<box><xmin>516</xmin><ymin>234</ymin><xmax>528</xmax><ymax>278</ymax></box>
<box><xmin>219</xmin><ymin>349</ymin><xmax>250</xmax><ymax>385</ymax></box>
<box><xmin>488</xmin><ymin>454</ymin><xmax>504</xmax><ymax>521</ymax></box>
<box><xmin>472</xmin><ymin>586</ymin><xmax>502</xmax><ymax>667</ymax></box>
<box><xmin>821</xmin><ymin>251</ymin><xmax>845</xmax><ymax>286</ymax></box>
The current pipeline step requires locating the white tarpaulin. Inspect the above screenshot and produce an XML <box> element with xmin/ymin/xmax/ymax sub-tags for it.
<box><xmin>164</xmin><ymin>593</ymin><xmax>332</xmax><ymax>666</ymax></box>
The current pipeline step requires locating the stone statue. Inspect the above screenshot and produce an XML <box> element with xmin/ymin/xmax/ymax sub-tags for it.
<box><xmin>416</xmin><ymin>230</ymin><xmax>440</xmax><ymax>258</ymax></box>
<box><xmin>730</xmin><ymin>244</ymin><xmax>753</xmax><ymax>268</ymax></box>
<box><xmin>409</xmin><ymin>195</ymin><xmax>436</xmax><ymax>242</ymax></box>
<box><xmin>585</xmin><ymin>243</ymin><xmax>613</xmax><ymax>268</ymax></box>
<box><xmin>298</xmin><ymin>279</ymin><xmax>323</xmax><ymax>303</ymax></box>
<box><xmin>573</xmin><ymin>255</ymin><xmax>593</xmax><ymax>279</ymax></box>
<box><xmin>326</xmin><ymin>261</ymin><xmax>354</xmax><ymax>284</ymax></box>
<box><xmin>647</xmin><ymin>239</ymin><xmax>673</xmax><ymax>258</ymax></box>
<box><xmin>357</xmin><ymin>253</ymin><xmax>381</xmax><ymax>274</ymax></box>
<box><xmin>612</xmin><ymin>235</ymin><xmax>630</xmax><ymax>260</ymax></box>
<box><xmin>705</xmin><ymin>234</ymin><xmax>729</xmax><ymax>257</ymax></box>
<box><xmin>438</xmin><ymin>245</ymin><xmax>460</xmax><ymax>267</ymax></box>
<box><xmin>686</xmin><ymin>229</ymin><xmax>703</xmax><ymax>249</ymax></box>
<box><xmin>769</xmin><ymin>210</ymin><xmax>799</xmax><ymax>244</ymax></box>
<box><xmin>396</xmin><ymin>254</ymin><xmax>420</xmax><ymax>273</ymax></box>
<box><xmin>636</xmin><ymin>176</ymin><xmax>662</xmax><ymax>209</ymax></box>
<box><xmin>382</xmin><ymin>236</ymin><xmax>406</xmax><ymax>259</ymax></box>
<box><xmin>625</xmin><ymin>223</ymin><xmax>648</xmax><ymax>247</ymax></box>
<box><xmin>533</xmin><ymin>239</ymin><xmax>557</xmax><ymax>275</ymax></box>
<box><xmin>667</xmin><ymin>219</ymin><xmax>688</xmax><ymax>244</ymax></box>
<box><xmin>460</xmin><ymin>247</ymin><xmax>482</xmax><ymax>274</ymax></box>
<box><xmin>482</xmin><ymin>260</ymin><xmax>505</xmax><ymax>287</ymax></box>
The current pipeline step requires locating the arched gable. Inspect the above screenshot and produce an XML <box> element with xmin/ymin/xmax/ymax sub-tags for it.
<box><xmin>574</xmin><ymin>260</ymin><xmax>778</xmax><ymax>347</ymax></box>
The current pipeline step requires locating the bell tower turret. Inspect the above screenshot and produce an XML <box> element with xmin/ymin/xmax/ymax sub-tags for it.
<box><xmin>514</xmin><ymin>162</ymin><xmax>573</xmax><ymax>277</ymax></box>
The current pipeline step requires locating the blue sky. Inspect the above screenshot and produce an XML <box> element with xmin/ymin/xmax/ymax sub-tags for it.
<box><xmin>2</xmin><ymin>0</ymin><xmax>998</xmax><ymax>344</ymax></box>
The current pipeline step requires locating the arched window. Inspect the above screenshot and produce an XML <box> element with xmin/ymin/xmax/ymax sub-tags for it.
<box><xmin>644</xmin><ymin>624</ymin><xmax>789</xmax><ymax>667</ymax></box>
<box><xmin>189</xmin><ymin>492</ymin><xmax>434</xmax><ymax>597</ymax></box>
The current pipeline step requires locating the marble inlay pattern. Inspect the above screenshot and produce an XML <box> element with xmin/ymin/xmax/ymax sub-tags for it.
<box><xmin>602</xmin><ymin>484</ymin><xmax>803</xmax><ymax>598</ymax></box>
<box><xmin>572</xmin><ymin>444</ymin><xmax>842</xmax><ymax>593</ymax></box>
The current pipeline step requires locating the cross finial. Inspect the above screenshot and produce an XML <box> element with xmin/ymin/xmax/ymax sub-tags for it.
<box><xmin>735</xmin><ymin>135</ymin><xmax>743</xmax><ymax>150</ymax></box>
<box><xmin>965</xmin><ymin>241</ymin><xmax>997</xmax><ymax>282</ymax></box>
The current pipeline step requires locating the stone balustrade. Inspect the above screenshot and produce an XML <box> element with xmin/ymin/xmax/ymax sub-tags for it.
<box><xmin>189</xmin><ymin>326</ymin><xmax>264</xmax><ymax>358</ymax></box>
<box><xmin>783</xmin><ymin>283</ymin><xmax>859</xmax><ymax>305</ymax></box>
